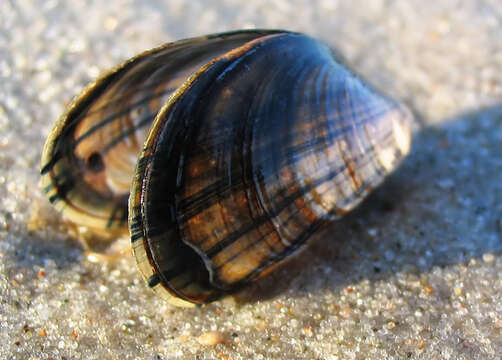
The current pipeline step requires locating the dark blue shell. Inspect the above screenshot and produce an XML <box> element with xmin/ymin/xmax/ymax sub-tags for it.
<box><xmin>128</xmin><ymin>31</ymin><xmax>412</xmax><ymax>306</ymax></box>
<box><xmin>41</xmin><ymin>30</ymin><xmax>412</xmax><ymax>306</ymax></box>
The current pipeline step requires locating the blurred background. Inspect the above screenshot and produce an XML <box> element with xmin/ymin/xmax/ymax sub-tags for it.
<box><xmin>1</xmin><ymin>1</ymin><xmax>501</xmax><ymax>359</ymax></box>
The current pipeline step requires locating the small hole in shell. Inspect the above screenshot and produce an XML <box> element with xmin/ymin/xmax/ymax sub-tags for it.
<box><xmin>86</xmin><ymin>152</ymin><xmax>104</xmax><ymax>173</ymax></box>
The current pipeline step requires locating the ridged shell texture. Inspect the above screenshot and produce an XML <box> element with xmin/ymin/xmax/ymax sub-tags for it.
<box><xmin>41</xmin><ymin>30</ymin><xmax>412</xmax><ymax>306</ymax></box>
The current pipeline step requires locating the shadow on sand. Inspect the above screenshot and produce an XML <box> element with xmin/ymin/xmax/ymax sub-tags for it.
<box><xmin>236</xmin><ymin>104</ymin><xmax>502</xmax><ymax>304</ymax></box>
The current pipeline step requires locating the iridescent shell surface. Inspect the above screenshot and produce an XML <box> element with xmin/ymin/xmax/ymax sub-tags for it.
<box><xmin>41</xmin><ymin>30</ymin><xmax>413</xmax><ymax>307</ymax></box>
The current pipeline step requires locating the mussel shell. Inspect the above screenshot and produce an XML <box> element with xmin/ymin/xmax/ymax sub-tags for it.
<box><xmin>129</xmin><ymin>32</ymin><xmax>412</xmax><ymax>306</ymax></box>
<box><xmin>40</xmin><ymin>30</ymin><xmax>279</xmax><ymax>235</ymax></box>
